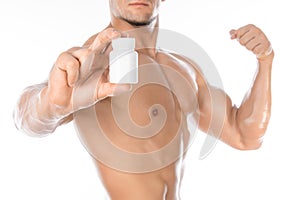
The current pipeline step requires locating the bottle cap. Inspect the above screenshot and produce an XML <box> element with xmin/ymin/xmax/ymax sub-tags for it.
<box><xmin>112</xmin><ymin>38</ymin><xmax>135</xmax><ymax>50</ymax></box>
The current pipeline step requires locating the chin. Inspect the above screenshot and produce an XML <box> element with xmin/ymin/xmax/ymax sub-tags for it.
<box><xmin>122</xmin><ymin>17</ymin><xmax>155</xmax><ymax>27</ymax></box>
<box><xmin>125</xmin><ymin>15</ymin><xmax>155</xmax><ymax>26</ymax></box>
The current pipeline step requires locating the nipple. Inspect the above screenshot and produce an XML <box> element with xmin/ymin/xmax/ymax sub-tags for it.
<box><xmin>152</xmin><ymin>108</ymin><xmax>159</xmax><ymax>117</ymax></box>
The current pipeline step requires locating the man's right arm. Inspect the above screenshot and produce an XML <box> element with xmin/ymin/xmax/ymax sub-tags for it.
<box><xmin>13</xmin><ymin>82</ymin><xmax>64</xmax><ymax>136</ymax></box>
<box><xmin>13</xmin><ymin>28</ymin><xmax>130</xmax><ymax>137</ymax></box>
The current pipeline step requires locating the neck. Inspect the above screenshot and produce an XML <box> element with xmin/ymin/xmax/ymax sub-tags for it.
<box><xmin>108</xmin><ymin>16</ymin><xmax>160</xmax><ymax>58</ymax></box>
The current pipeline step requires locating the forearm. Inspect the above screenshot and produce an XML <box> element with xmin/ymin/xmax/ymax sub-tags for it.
<box><xmin>13</xmin><ymin>83</ymin><xmax>64</xmax><ymax>136</ymax></box>
<box><xmin>236</xmin><ymin>53</ymin><xmax>274</xmax><ymax>146</ymax></box>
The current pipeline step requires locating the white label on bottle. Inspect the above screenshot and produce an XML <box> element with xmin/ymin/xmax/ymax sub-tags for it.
<box><xmin>109</xmin><ymin>52</ymin><xmax>138</xmax><ymax>84</ymax></box>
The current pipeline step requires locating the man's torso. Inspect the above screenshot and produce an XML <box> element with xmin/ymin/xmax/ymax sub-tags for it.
<box><xmin>75</xmin><ymin>50</ymin><xmax>200</xmax><ymax>200</ymax></box>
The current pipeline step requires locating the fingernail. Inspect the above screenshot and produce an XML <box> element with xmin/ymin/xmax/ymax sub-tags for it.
<box><xmin>230</xmin><ymin>33</ymin><xmax>235</xmax><ymax>39</ymax></box>
<box><xmin>229</xmin><ymin>30</ymin><xmax>236</xmax><ymax>39</ymax></box>
<box><xmin>120</xmin><ymin>32</ymin><xmax>130</xmax><ymax>38</ymax></box>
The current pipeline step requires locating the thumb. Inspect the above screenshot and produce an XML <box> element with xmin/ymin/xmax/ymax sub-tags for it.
<box><xmin>97</xmin><ymin>83</ymin><xmax>132</xmax><ymax>99</ymax></box>
<box><xmin>230</xmin><ymin>29</ymin><xmax>237</xmax><ymax>40</ymax></box>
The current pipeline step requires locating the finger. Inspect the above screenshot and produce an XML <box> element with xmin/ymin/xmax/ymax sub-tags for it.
<box><xmin>67</xmin><ymin>46</ymin><xmax>82</xmax><ymax>54</ymax></box>
<box><xmin>65</xmin><ymin>63</ymin><xmax>80</xmax><ymax>87</ymax></box>
<box><xmin>244</xmin><ymin>37</ymin><xmax>261</xmax><ymax>52</ymax></box>
<box><xmin>252</xmin><ymin>44</ymin><xmax>267</xmax><ymax>56</ymax></box>
<box><xmin>245</xmin><ymin>33</ymin><xmax>271</xmax><ymax>55</ymax></box>
<box><xmin>55</xmin><ymin>52</ymin><xmax>80</xmax><ymax>87</ymax></box>
<box><xmin>88</xmin><ymin>28</ymin><xmax>121</xmax><ymax>52</ymax></box>
<box><xmin>97</xmin><ymin>83</ymin><xmax>132</xmax><ymax>100</ymax></box>
<box><xmin>238</xmin><ymin>31</ymin><xmax>255</xmax><ymax>46</ymax></box>
<box><xmin>230</xmin><ymin>29</ymin><xmax>237</xmax><ymax>40</ymax></box>
<box><xmin>236</xmin><ymin>24</ymin><xmax>253</xmax><ymax>38</ymax></box>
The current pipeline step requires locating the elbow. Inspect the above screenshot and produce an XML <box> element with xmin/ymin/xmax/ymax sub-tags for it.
<box><xmin>234</xmin><ymin>138</ymin><xmax>263</xmax><ymax>151</ymax></box>
<box><xmin>233</xmin><ymin>126</ymin><xmax>266</xmax><ymax>150</ymax></box>
<box><xmin>233</xmin><ymin>116</ymin><xmax>269</xmax><ymax>150</ymax></box>
<box><xmin>223</xmin><ymin>129</ymin><xmax>265</xmax><ymax>151</ymax></box>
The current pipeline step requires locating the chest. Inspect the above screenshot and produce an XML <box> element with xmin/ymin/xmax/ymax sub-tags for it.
<box><xmin>111</xmin><ymin>53</ymin><xmax>198</xmax><ymax>118</ymax></box>
<box><xmin>110</xmin><ymin>62</ymin><xmax>177</xmax><ymax>128</ymax></box>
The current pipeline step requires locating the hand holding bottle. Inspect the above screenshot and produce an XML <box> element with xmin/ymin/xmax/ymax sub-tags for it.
<box><xmin>45</xmin><ymin>28</ymin><xmax>132</xmax><ymax>118</ymax></box>
<box><xmin>14</xmin><ymin>28</ymin><xmax>133</xmax><ymax>135</ymax></box>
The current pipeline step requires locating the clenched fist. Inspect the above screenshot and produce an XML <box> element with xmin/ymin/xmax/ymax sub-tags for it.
<box><xmin>230</xmin><ymin>24</ymin><xmax>274</xmax><ymax>60</ymax></box>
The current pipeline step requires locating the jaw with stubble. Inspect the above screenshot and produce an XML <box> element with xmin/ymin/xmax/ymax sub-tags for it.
<box><xmin>120</xmin><ymin>15</ymin><xmax>156</xmax><ymax>27</ymax></box>
<box><xmin>110</xmin><ymin>0</ymin><xmax>160</xmax><ymax>27</ymax></box>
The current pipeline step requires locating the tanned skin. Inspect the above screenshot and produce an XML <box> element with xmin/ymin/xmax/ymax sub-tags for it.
<box><xmin>14</xmin><ymin>0</ymin><xmax>274</xmax><ymax>199</ymax></box>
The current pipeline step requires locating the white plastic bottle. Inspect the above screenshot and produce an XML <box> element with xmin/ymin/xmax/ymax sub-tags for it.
<box><xmin>109</xmin><ymin>38</ymin><xmax>138</xmax><ymax>84</ymax></box>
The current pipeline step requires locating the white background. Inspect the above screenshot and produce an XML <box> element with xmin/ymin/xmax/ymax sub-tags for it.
<box><xmin>1</xmin><ymin>0</ymin><xmax>300</xmax><ymax>199</ymax></box>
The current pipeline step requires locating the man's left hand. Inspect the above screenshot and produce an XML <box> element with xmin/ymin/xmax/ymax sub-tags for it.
<box><xmin>230</xmin><ymin>24</ymin><xmax>273</xmax><ymax>60</ymax></box>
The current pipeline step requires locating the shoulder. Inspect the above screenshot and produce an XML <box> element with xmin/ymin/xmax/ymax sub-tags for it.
<box><xmin>157</xmin><ymin>50</ymin><xmax>207</xmax><ymax>88</ymax></box>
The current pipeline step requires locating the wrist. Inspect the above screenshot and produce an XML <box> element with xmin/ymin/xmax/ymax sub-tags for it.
<box><xmin>257</xmin><ymin>53</ymin><xmax>274</xmax><ymax>71</ymax></box>
<box><xmin>37</xmin><ymin>87</ymin><xmax>64</xmax><ymax>121</ymax></box>
<box><xmin>257</xmin><ymin>47</ymin><xmax>274</xmax><ymax>63</ymax></box>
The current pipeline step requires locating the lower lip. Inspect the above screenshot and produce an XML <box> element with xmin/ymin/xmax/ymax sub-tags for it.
<box><xmin>129</xmin><ymin>4</ymin><xmax>148</xmax><ymax>7</ymax></box>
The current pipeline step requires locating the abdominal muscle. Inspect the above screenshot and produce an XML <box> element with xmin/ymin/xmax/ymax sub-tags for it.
<box><xmin>93</xmin><ymin>158</ymin><xmax>182</xmax><ymax>200</ymax></box>
<box><xmin>94</xmin><ymin>93</ymin><xmax>185</xmax><ymax>200</ymax></box>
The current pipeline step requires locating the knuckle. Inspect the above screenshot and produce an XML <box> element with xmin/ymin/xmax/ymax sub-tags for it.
<box><xmin>254</xmin><ymin>46</ymin><xmax>262</xmax><ymax>54</ymax></box>
<box><xmin>254</xmin><ymin>49</ymin><xmax>260</xmax><ymax>55</ymax></box>
<box><xmin>56</xmin><ymin>52</ymin><xmax>76</xmax><ymax>65</ymax></box>
<box><xmin>245</xmin><ymin>45</ymin><xmax>252</xmax><ymax>51</ymax></box>
<box><xmin>258</xmin><ymin>33</ymin><xmax>268</xmax><ymax>43</ymax></box>
<box><xmin>58</xmin><ymin>52</ymin><xmax>70</xmax><ymax>60</ymax></box>
<box><xmin>68</xmin><ymin>46</ymin><xmax>81</xmax><ymax>53</ymax></box>
<box><xmin>65</xmin><ymin>59</ymin><xmax>79</xmax><ymax>69</ymax></box>
<box><xmin>239</xmin><ymin>38</ymin><xmax>246</xmax><ymax>45</ymax></box>
<box><xmin>72</xmin><ymin>48</ymin><xmax>90</xmax><ymax>60</ymax></box>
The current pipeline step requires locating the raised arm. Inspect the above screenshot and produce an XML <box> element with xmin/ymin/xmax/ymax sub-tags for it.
<box><xmin>198</xmin><ymin>24</ymin><xmax>274</xmax><ymax>150</ymax></box>
<box><xmin>13</xmin><ymin>28</ymin><xmax>130</xmax><ymax>136</ymax></box>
